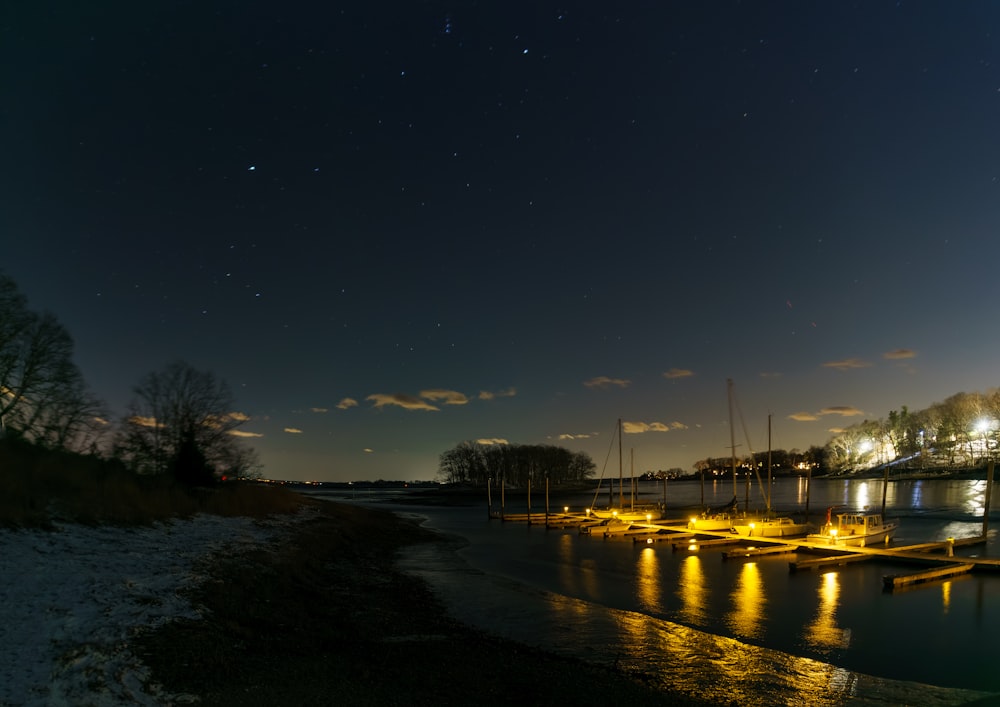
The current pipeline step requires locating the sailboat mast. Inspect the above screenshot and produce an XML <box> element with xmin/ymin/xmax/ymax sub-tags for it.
<box><xmin>767</xmin><ymin>414</ymin><xmax>773</xmax><ymax>513</ymax></box>
<box><xmin>630</xmin><ymin>447</ymin><xmax>635</xmax><ymax>510</ymax></box>
<box><xmin>728</xmin><ymin>379</ymin><xmax>737</xmax><ymax>499</ymax></box>
<box><xmin>618</xmin><ymin>418</ymin><xmax>624</xmax><ymax>510</ymax></box>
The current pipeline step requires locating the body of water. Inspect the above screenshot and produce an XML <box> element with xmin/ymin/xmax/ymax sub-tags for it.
<box><xmin>343</xmin><ymin>478</ymin><xmax>1000</xmax><ymax>705</ymax></box>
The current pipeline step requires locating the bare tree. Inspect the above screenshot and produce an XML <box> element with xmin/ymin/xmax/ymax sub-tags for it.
<box><xmin>115</xmin><ymin>360</ymin><xmax>255</xmax><ymax>482</ymax></box>
<box><xmin>0</xmin><ymin>274</ymin><xmax>106</xmax><ymax>450</ymax></box>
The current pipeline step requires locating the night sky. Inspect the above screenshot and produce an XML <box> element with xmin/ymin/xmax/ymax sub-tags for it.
<box><xmin>4</xmin><ymin>2</ymin><xmax>1000</xmax><ymax>482</ymax></box>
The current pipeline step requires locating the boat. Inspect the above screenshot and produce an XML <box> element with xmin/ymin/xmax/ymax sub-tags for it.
<box><xmin>733</xmin><ymin>516</ymin><xmax>811</xmax><ymax>537</ymax></box>
<box><xmin>806</xmin><ymin>508</ymin><xmax>898</xmax><ymax>547</ymax></box>
<box><xmin>589</xmin><ymin>508</ymin><xmax>659</xmax><ymax>523</ymax></box>
<box><xmin>588</xmin><ymin>419</ymin><xmax>662</xmax><ymax>522</ymax></box>
<box><xmin>688</xmin><ymin>495</ymin><xmax>738</xmax><ymax>531</ymax></box>
<box><xmin>732</xmin><ymin>415</ymin><xmax>812</xmax><ymax>537</ymax></box>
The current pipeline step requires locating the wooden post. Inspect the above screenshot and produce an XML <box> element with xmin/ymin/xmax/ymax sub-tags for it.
<box><xmin>487</xmin><ymin>477</ymin><xmax>493</xmax><ymax>520</ymax></box>
<box><xmin>881</xmin><ymin>465</ymin><xmax>889</xmax><ymax>517</ymax></box>
<box><xmin>805</xmin><ymin>467</ymin><xmax>811</xmax><ymax>520</ymax></box>
<box><xmin>500</xmin><ymin>476</ymin><xmax>505</xmax><ymax>521</ymax></box>
<box><xmin>545</xmin><ymin>476</ymin><xmax>550</xmax><ymax>525</ymax></box>
<box><xmin>983</xmin><ymin>460</ymin><xmax>994</xmax><ymax>538</ymax></box>
<box><xmin>527</xmin><ymin>476</ymin><xmax>532</xmax><ymax>524</ymax></box>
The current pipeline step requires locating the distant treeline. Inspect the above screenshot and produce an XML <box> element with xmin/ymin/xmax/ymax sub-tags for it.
<box><xmin>438</xmin><ymin>441</ymin><xmax>596</xmax><ymax>486</ymax></box>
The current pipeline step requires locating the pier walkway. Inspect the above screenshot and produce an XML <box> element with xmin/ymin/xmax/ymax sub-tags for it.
<box><xmin>491</xmin><ymin>511</ymin><xmax>999</xmax><ymax>587</ymax></box>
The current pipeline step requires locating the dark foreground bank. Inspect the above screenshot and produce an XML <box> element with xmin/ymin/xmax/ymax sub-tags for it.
<box><xmin>136</xmin><ymin>499</ymin><xmax>713</xmax><ymax>706</ymax></box>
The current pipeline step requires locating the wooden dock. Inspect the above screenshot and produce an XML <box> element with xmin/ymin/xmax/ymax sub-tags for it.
<box><xmin>490</xmin><ymin>509</ymin><xmax>1000</xmax><ymax>589</ymax></box>
<box><xmin>883</xmin><ymin>563</ymin><xmax>976</xmax><ymax>590</ymax></box>
<box><xmin>725</xmin><ymin>544</ymin><xmax>799</xmax><ymax>559</ymax></box>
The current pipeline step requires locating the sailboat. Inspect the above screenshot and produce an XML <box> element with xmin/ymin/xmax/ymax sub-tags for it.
<box><xmin>688</xmin><ymin>380</ymin><xmax>742</xmax><ymax>532</ymax></box>
<box><xmin>732</xmin><ymin>414</ymin><xmax>812</xmax><ymax>538</ymax></box>
<box><xmin>589</xmin><ymin>419</ymin><xmax>661</xmax><ymax>522</ymax></box>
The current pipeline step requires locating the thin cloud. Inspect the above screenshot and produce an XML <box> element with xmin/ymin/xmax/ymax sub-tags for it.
<box><xmin>127</xmin><ymin>415</ymin><xmax>161</xmax><ymax>429</ymax></box>
<box><xmin>584</xmin><ymin>376</ymin><xmax>631</xmax><ymax>389</ymax></box>
<box><xmin>558</xmin><ymin>432</ymin><xmax>593</xmax><ymax>440</ymax></box>
<box><xmin>822</xmin><ymin>358</ymin><xmax>872</xmax><ymax>371</ymax></box>
<box><xmin>284</xmin><ymin>427</ymin><xmax>304</xmax><ymax>434</ymax></box>
<box><xmin>310</xmin><ymin>407</ymin><xmax>328</xmax><ymax>414</ymax></box>
<box><xmin>883</xmin><ymin>348</ymin><xmax>917</xmax><ymax>360</ymax></box>
<box><xmin>788</xmin><ymin>412</ymin><xmax>819</xmax><ymax>422</ymax></box>
<box><xmin>820</xmin><ymin>406</ymin><xmax>864</xmax><ymax>417</ymax></box>
<box><xmin>420</xmin><ymin>389</ymin><xmax>469</xmax><ymax>405</ymax></box>
<box><xmin>623</xmin><ymin>421</ymin><xmax>688</xmax><ymax>434</ymax></box>
<box><xmin>363</xmin><ymin>448</ymin><xmax>374</xmax><ymax>453</ymax></box>
<box><xmin>479</xmin><ymin>387</ymin><xmax>517</xmax><ymax>400</ymax></box>
<box><xmin>337</xmin><ymin>398</ymin><xmax>359</xmax><ymax>410</ymax></box>
<box><xmin>476</xmin><ymin>438</ymin><xmax>509</xmax><ymax>445</ymax></box>
<box><xmin>789</xmin><ymin>406</ymin><xmax>864</xmax><ymax>422</ymax></box>
<box><xmin>229</xmin><ymin>429</ymin><xmax>263</xmax><ymax>438</ymax></box>
<box><xmin>366</xmin><ymin>393</ymin><xmax>439</xmax><ymax>411</ymax></box>
<box><xmin>662</xmin><ymin>368</ymin><xmax>694</xmax><ymax>380</ymax></box>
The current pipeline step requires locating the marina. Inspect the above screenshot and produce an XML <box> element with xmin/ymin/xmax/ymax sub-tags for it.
<box><xmin>487</xmin><ymin>460</ymin><xmax>1000</xmax><ymax>590</ymax></box>
<box><xmin>324</xmin><ymin>474</ymin><xmax>1000</xmax><ymax>703</ymax></box>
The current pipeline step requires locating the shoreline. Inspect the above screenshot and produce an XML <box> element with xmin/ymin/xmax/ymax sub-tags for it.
<box><xmin>137</xmin><ymin>498</ymin><xmax>711</xmax><ymax>706</ymax></box>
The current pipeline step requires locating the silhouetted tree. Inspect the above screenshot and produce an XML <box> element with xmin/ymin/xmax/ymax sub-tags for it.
<box><xmin>0</xmin><ymin>272</ymin><xmax>107</xmax><ymax>451</ymax></box>
<box><xmin>115</xmin><ymin>360</ymin><xmax>255</xmax><ymax>481</ymax></box>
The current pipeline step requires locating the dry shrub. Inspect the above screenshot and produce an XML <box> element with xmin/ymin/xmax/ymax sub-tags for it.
<box><xmin>0</xmin><ymin>437</ymin><xmax>306</xmax><ymax>527</ymax></box>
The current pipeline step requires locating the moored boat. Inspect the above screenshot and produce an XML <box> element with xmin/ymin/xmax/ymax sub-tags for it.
<box><xmin>733</xmin><ymin>516</ymin><xmax>812</xmax><ymax>537</ymax></box>
<box><xmin>590</xmin><ymin>507</ymin><xmax>661</xmax><ymax>523</ymax></box>
<box><xmin>688</xmin><ymin>495</ymin><xmax>738</xmax><ymax>531</ymax></box>
<box><xmin>806</xmin><ymin>508</ymin><xmax>897</xmax><ymax>547</ymax></box>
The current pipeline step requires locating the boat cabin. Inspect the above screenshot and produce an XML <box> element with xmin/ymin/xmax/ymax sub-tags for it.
<box><xmin>835</xmin><ymin>512</ymin><xmax>884</xmax><ymax>536</ymax></box>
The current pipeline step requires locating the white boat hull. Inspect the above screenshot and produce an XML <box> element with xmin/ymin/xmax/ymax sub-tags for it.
<box><xmin>806</xmin><ymin>510</ymin><xmax>898</xmax><ymax>547</ymax></box>
<box><xmin>807</xmin><ymin>523</ymin><xmax>897</xmax><ymax>546</ymax></box>
<box><xmin>733</xmin><ymin>518</ymin><xmax>812</xmax><ymax>538</ymax></box>
<box><xmin>688</xmin><ymin>516</ymin><xmax>735</xmax><ymax>531</ymax></box>
<box><xmin>590</xmin><ymin>509</ymin><xmax>660</xmax><ymax>523</ymax></box>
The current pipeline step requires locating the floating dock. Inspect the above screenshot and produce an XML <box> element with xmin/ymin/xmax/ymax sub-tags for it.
<box><xmin>491</xmin><ymin>509</ymin><xmax>999</xmax><ymax>589</ymax></box>
<box><xmin>883</xmin><ymin>563</ymin><xmax>976</xmax><ymax>590</ymax></box>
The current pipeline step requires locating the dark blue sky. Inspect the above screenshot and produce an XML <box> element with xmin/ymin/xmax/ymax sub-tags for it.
<box><xmin>4</xmin><ymin>2</ymin><xmax>1000</xmax><ymax>481</ymax></box>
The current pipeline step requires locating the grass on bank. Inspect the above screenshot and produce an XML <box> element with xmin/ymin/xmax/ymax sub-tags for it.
<box><xmin>0</xmin><ymin>437</ymin><xmax>304</xmax><ymax>527</ymax></box>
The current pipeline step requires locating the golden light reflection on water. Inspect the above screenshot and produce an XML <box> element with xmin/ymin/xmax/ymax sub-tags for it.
<box><xmin>942</xmin><ymin>580</ymin><xmax>952</xmax><ymax>614</ymax></box>
<box><xmin>556</xmin><ymin>533</ymin><xmax>600</xmax><ymax>598</ymax></box>
<box><xmin>600</xmin><ymin>606</ymin><xmax>976</xmax><ymax>706</ymax></box>
<box><xmin>725</xmin><ymin>561</ymin><xmax>765</xmax><ymax>639</ymax></box>
<box><xmin>676</xmin><ymin>555</ymin><xmax>708</xmax><ymax>625</ymax></box>
<box><xmin>635</xmin><ymin>547</ymin><xmax>661</xmax><ymax>613</ymax></box>
<box><xmin>804</xmin><ymin>571</ymin><xmax>850</xmax><ymax>652</ymax></box>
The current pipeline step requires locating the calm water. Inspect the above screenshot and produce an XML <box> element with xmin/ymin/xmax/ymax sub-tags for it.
<box><xmin>340</xmin><ymin>478</ymin><xmax>1000</xmax><ymax>705</ymax></box>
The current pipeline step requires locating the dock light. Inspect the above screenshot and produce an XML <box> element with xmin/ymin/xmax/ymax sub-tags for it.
<box><xmin>564</xmin><ymin>506</ymin><xmax>569</xmax><ymax>514</ymax></box>
<box><xmin>612</xmin><ymin>510</ymin><xmax>618</xmax><ymax>518</ymax></box>
<box><xmin>586</xmin><ymin>508</ymin><xmax>591</xmax><ymax>517</ymax></box>
<box><xmin>646</xmin><ymin>513</ymin><xmax>652</xmax><ymax>522</ymax></box>
<box><xmin>689</xmin><ymin>516</ymin><xmax>697</xmax><ymax>524</ymax></box>
<box><xmin>647</xmin><ymin>538</ymin><xmax>654</xmax><ymax>545</ymax></box>
<box><xmin>829</xmin><ymin>528</ymin><xmax>838</xmax><ymax>537</ymax></box>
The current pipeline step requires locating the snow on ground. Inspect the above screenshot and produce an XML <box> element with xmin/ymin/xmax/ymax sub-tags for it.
<box><xmin>0</xmin><ymin>512</ymin><xmax>299</xmax><ymax>706</ymax></box>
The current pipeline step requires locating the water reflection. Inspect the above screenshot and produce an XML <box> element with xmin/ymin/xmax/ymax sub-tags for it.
<box><xmin>676</xmin><ymin>555</ymin><xmax>708</xmax><ymax>625</ymax></box>
<box><xmin>726</xmin><ymin>562</ymin><xmax>765</xmax><ymax>639</ymax></box>
<box><xmin>804</xmin><ymin>572</ymin><xmax>850</xmax><ymax>653</ymax></box>
<box><xmin>635</xmin><ymin>547</ymin><xmax>661</xmax><ymax>614</ymax></box>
